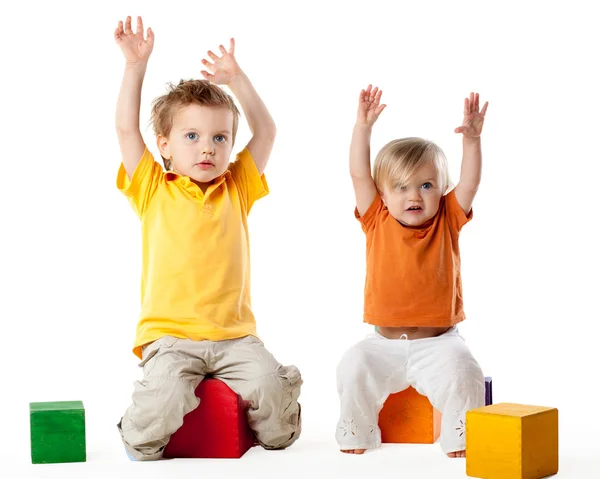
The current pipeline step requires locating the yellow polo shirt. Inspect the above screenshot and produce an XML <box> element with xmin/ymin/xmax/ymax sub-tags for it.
<box><xmin>117</xmin><ymin>147</ymin><xmax>268</xmax><ymax>359</ymax></box>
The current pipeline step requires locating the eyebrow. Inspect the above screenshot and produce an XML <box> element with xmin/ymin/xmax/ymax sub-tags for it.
<box><xmin>179</xmin><ymin>128</ymin><xmax>232</xmax><ymax>134</ymax></box>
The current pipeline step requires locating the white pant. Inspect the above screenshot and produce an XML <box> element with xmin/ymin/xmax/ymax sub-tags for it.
<box><xmin>336</xmin><ymin>327</ymin><xmax>484</xmax><ymax>453</ymax></box>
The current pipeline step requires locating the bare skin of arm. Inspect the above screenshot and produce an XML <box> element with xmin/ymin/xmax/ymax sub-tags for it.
<box><xmin>453</xmin><ymin>92</ymin><xmax>489</xmax><ymax>215</ymax></box>
<box><xmin>114</xmin><ymin>16</ymin><xmax>154</xmax><ymax>179</ymax></box>
<box><xmin>200</xmin><ymin>39</ymin><xmax>276</xmax><ymax>176</ymax></box>
<box><xmin>350</xmin><ymin>85</ymin><xmax>386</xmax><ymax>217</ymax></box>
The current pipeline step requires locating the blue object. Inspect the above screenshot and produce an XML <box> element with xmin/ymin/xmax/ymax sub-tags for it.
<box><xmin>484</xmin><ymin>376</ymin><xmax>493</xmax><ymax>406</ymax></box>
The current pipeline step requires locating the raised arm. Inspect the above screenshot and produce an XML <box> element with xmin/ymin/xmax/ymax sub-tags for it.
<box><xmin>453</xmin><ymin>92</ymin><xmax>489</xmax><ymax>215</ymax></box>
<box><xmin>201</xmin><ymin>39</ymin><xmax>276</xmax><ymax>176</ymax></box>
<box><xmin>351</xmin><ymin>85</ymin><xmax>386</xmax><ymax>216</ymax></box>
<box><xmin>114</xmin><ymin>16</ymin><xmax>154</xmax><ymax>179</ymax></box>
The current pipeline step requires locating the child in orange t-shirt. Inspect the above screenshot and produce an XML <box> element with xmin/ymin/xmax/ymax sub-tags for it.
<box><xmin>336</xmin><ymin>86</ymin><xmax>489</xmax><ymax>457</ymax></box>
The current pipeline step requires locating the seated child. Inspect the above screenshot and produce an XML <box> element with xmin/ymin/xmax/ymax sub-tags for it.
<box><xmin>336</xmin><ymin>85</ymin><xmax>489</xmax><ymax>457</ymax></box>
<box><xmin>113</xmin><ymin>16</ymin><xmax>302</xmax><ymax>460</ymax></box>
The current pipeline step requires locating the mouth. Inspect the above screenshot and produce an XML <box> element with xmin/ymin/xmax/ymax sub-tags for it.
<box><xmin>406</xmin><ymin>206</ymin><xmax>422</xmax><ymax>212</ymax></box>
<box><xmin>195</xmin><ymin>161</ymin><xmax>214</xmax><ymax>168</ymax></box>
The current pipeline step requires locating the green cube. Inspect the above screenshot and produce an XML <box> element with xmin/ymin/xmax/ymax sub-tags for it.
<box><xmin>29</xmin><ymin>401</ymin><xmax>86</xmax><ymax>464</ymax></box>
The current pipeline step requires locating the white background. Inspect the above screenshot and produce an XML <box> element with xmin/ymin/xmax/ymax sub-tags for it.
<box><xmin>1</xmin><ymin>0</ymin><xmax>598</xmax><ymax>477</ymax></box>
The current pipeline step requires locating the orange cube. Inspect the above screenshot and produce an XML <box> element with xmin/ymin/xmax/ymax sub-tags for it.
<box><xmin>378</xmin><ymin>387</ymin><xmax>441</xmax><ymax>443</ymax></box>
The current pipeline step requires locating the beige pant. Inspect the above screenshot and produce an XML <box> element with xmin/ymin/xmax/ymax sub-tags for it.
<box><xmin>118</xmin><ymin>335</ymin><xmax>302</xmax><ymax>460</ymax></box>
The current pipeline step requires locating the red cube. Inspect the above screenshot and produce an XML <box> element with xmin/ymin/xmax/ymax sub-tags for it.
<box><xmin>163</xmin><ymin>379</ymin><xmax>255</xmax><ymax>459</ymax></box>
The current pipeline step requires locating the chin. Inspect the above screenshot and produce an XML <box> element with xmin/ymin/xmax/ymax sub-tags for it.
<box><xmin>191</xmin><ymin>174</ymin><xmax>217</xmax><ymax>184</ymax></box>
<box><xmin>396</xmin><ymin>213</ymin><xmax>430</xmax><ymax>227</ymax></box>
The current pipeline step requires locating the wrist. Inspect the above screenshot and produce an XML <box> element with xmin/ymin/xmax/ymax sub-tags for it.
<box><xmin>226</xmin><ymin>70</ymin><xmax>247</xmax><ymax>88</ymax></box>
<box><xmin>354</xmin><ymin>122</ymin><xmax>373</xmax><ymax>133</ymax></box>
<box><xmin>463</xmin><ymin>136</ymin><xmax>481</xmax><ymax>144</ymax></box>
<box><xmin>125</xmin><ymin>61</ymin><xmax>148</xmax><ymax>73</ymax></box>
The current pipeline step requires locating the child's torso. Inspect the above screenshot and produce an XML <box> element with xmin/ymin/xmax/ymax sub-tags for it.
<box><xmin>364</xmin><ymin>210</ymin><xmax>464</xmax><ymax>328</ymax></box>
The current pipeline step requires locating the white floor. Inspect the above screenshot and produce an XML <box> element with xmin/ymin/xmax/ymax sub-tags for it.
<box><xmin>6</xmin><ymin>429</ymin><xmax>598</xmax><ymax>479</ymax></box>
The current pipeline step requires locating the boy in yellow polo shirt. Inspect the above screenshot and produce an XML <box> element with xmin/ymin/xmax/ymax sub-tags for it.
<box><xmin>114</xmin><ymin>16</ymin><xmax>302</xmax><ymax>460</ymax></box>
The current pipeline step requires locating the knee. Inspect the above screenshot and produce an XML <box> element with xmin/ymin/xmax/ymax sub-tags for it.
<box><xmin>123</xmin><ymin>376</ymin><xmax>199</xmax><ymax>438</ymax></box>
<box><xmin>337</xmin><ymin>343</ymin><xmax>371</xmax><ymax>387</ymax></box>
<box><xmin>251</xmin><ymin>365</ymin><xmax>302</xmax><ymax>449</ymax></box>
<box><xmin>258</xmin><ymin>364</ymin><xmax>302</xmax><ymax>417</ymax></box>
<box><xmin>440</xmin><ymin>342</ymin><xmax>484</xmax><ymax>383</ymax></box>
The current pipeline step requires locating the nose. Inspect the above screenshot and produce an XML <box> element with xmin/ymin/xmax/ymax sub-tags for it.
<box><xmin>408</xmin><ymin>187</ymin><xmax>422</xmax><ymax>201</ymax></box>
<box><xmin>201</xmin><ymin>140</ymin><xmax>214</xmax><ymax>155</ymax></box>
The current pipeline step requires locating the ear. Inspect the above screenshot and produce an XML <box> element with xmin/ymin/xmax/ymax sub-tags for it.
<box><xmin>380</xmin><ymin>190</ymin><xmax>388</xmax><ymax>207</ymax></box>
<box><xmin>156</xmin><ymin>134</ymin><xmax>171</xmax><ymax>161</ymax></box>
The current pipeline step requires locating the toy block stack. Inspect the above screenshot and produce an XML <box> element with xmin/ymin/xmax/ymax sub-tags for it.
<box><xmin>466</xmin><ymin>403</ymin><xmax>559</xmax><ymax>479</ymax></box>
<box><xmin>29</xmin><ymin>401</ymin><xmax>86</xmax><ymax>464</ymax></box>
<box><xmin>163</xmin><ymin>378</ymin><xmax>255</xmax><ymax>458</ymax></box>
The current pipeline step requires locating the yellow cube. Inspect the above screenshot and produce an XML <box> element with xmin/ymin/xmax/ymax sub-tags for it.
<box><xmin>466</xmin><ymin>403</ymin><xmax>558</xmax><ymax>479</ymax></box>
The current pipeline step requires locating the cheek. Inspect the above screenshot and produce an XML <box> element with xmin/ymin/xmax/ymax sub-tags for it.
<box><xmin>425</xmin><ymin>193</ymin><xmax>442</xmax><ymax>209</ymax></box>
<box><xmin>219</xmin><ymin>144</ymin><xmax>233</xmax><ymax>159</ymax></box>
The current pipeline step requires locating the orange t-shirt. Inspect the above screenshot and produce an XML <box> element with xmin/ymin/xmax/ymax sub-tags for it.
<box><xmin>355</xmin><ymin>189</ymin><xmax>472</xmax><ymax>327</ymax></box>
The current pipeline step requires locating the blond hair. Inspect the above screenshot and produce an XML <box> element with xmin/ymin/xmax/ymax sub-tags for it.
<box><xmin>373</xmin><ymin>137</ymin><xmax>451</xmax><ymax>193</ymax></box>
<box><xmin>150</xmin><ymin>79</ymin><xmax>240</xmax><ymax>170</ymax></box>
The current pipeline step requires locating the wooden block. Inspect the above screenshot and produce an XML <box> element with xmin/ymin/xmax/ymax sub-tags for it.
<box><xmin>466</xmin><ymin>403</ymin><xmax>558</xmax><ymax>479</ymax></box>
<box><xmin>163</xmin><ymin>379</ymin><xmax>255</xmax><ymax>458</ymax></box>
<box><xmin>378</xmin><ymin>387</ymin><xmax>441</xmax><ymax>444</ymax></box>
<box><xmin>30</xmin><ymin>401</ymin><xmax>86</xmax><ymax>464</ymax></box>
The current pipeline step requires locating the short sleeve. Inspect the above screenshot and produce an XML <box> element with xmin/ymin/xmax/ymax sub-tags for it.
<box><xmin>229</xmin><ymin>147</ymin><xmax>269</xmax><ymax>213</ymax></box>
<box><xmin>116</xmin><ymin>147</ymin><xmax>163</xmax><ymax>218</ymax></box>
<box><xmin>354</xmin><ymin>193</ymin><xmax>386</xmax><ymax>233</ymax></box>
<box><xmin>444</xmin><ymin>188</ymin><xmax>473</xmax><ymax>233</ymax></box>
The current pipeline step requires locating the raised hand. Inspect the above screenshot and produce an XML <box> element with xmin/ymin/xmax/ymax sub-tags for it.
<box><xmin>454</xmin><ymin>92</ymin><xmax>488</xmax><ymax>138</ymax></box>
<box><xmin>114</xmin><ymin>16</ymin><xmax>154</xmax><ymax>64</ymax></box>
<box><xmin>200</xmin><ymin>39</ymin><xmax>242</xmax><ymax>85</ymax></box>
<box><xmin>357</xmin><ymin>85</ymin><xmax>386</xmax><ymax>128</ymax></box>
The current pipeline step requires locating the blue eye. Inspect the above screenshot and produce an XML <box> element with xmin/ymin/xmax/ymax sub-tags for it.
<box><xmin>214</xmin><ymin>135</ymin><xmax>226</xmax><ymax>143</ymax></box>
<box><xmin>186</xmin><ymin>133</ymin><xmax>198</xmax><ymax>140</ymax></box>
<box><xmin>422</xmin><ymin>182</ymin><xmax>433</xmax><ymax>189</ymax></box>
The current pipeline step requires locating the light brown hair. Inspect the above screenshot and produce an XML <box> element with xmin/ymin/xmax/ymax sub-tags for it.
<box><xmin>151</xmin><ymin>79</ymin><xmax>240</xmax><ymax>170</ymax></box>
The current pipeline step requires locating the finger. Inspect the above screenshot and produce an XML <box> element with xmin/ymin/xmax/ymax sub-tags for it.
<box><xmin>201</xmin><ymin>59</ymin><xmax>215</xmax><ymax>72</ymax></box>
<box><xmin>200</xmin><ymin>70</ymin><xmax>213</xmax><ymax>81</ymax></box>
<box><xmin>114</xmin><ymin>23</ymin><xmax>123</xmax><ymax>41</ymax></box>
<box><xmin>365</xmin><ymin>84</ymin><xmax>372</xmax><ymax>97</ymax></box>
<box><xmin>219</xmin><ymin>44</ymin><xmax>227</xmax><ymax>55</ymax></box>
<box><xmin>370</xmin><ymin>86</ymin><xmax>379</xmax><ymax>102</ymax></box>
<box><xmin>229</xmin><ymin>38</ymin><xmax>235</xmax><ymax>54</ymax></box>
<box><xmin>207</xmin><ymin>50</ymin><xmax>219</xmax><ymax>61</ymax></box>
<box><xmin>125</xmin><ymin>16</ymin><xmax>133</xmax><ymax>35</ymax></box>
<box><xmin>480</xmin><ymin>101</ymin><xmax>489</xmax><ymax>116</ymax></box>
<box><xmin>475</xmin><ymin>92</ymin><xmax>480</xmax><ymax>111</ymax></box>
<box><xmin>374</xmin><ymin>89</ymin><xmax>383</xmax><ymax>106</ymax></box>
<box><xmin>146</xmin><ymin>27</ymin><xmax>154</xmax><ymax>48</ymax></box>
<box><xmin>358</xmin><ymin>89</ymin><xmax>366</xmax><ymax>103</ymax></box>
<box><xmin>375</xmin><ymin>104</ymin><xmax>386</xmax><ymax>117</ymax></box>
<box><xmin>470</xmin><ymin>92</ymin><xmax>475</xmax><ymax>112</ymax></box>
<box><xmin>455</xmin><ymin>126</ymin><xmax>465</xmax><ymax>134</ymax></box>
<box><xmin>463</xmin><ymin>98</ymin><xmax>469</xmax><ymax>116</ymax></box>
<box><xmin>136</xmin><ymin>16</ymin><xmax>143</xmax><ymax>36</ymax></box>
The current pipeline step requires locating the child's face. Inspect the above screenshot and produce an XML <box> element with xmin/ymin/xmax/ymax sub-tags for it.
<box><xmin>381</xmin><ymin>162</ymin><xmax>444</xmax><ymax>227</ymax></box>
<box><xmin>158</xmin><ymin>104</ymin><xmax>234</xmax><ymax>186</ymax></box>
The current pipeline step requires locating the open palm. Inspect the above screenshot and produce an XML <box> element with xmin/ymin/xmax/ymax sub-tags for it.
<box><xmin>455</xmin><ymin>92</ymin><xmax>488</xmax><ymax>138</ymax></box>
<box><xmin>357</xmin><ymin>85</ymin><xmax>386</xmax><ymax>127</ymax></box>
<box><xmin>114</xmin><ymin>16</ymin><xmax>154</xmax><ymax>64</ymax></box>
<box><xmin>201</xmin><ymin>38</ymin><xmax>242</xmax><ymax>85</ymax></box>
